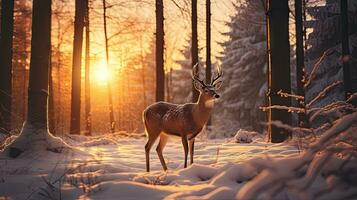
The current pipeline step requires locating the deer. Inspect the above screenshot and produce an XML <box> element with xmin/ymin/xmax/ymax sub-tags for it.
<box><xmin>143</xmin><ymin>63</ymin><xmax>222</xmax><ymax>172</ymax></box>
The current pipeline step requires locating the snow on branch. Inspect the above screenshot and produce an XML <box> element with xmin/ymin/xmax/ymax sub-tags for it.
<box><xmin>267</xmin><ymin>120</ymin><xmax>313</xmax><ymax>135</ymax></box>
<box><xmin>260</xmin><ymin>105</ymin><xmax>305</xmax><ymax>113</ymax></box>
<box><xmin>277</xmin><ymin>90</ymin><xmax>305</xmax><ymax>100</ymax></box>
<box><xmin>306</xmin><ymin>81</ymin><xmax>343</xmax><ymax>109</ymax></box>
<box><xmin>304</xmin><ymin>48</ymin><xmax>335</xmax><ymax>88</ymax></box>
<box><xmin>347</xmin><ymin>92</ymin><xmax>357</xmax><ymax>103</ymax></box>
<box><xmin>237</xmin><ymin>111</ymin><xmax>357</xmax><ymax>199</ymax></box>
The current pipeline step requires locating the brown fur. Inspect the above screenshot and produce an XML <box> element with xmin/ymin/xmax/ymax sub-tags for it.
<box><xmin>143</xmin><ymin>91</ymin><xmax>216</xmax><ymax>172</ymax></box>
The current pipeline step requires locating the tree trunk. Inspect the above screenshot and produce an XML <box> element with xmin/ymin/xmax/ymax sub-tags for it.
<box><xmin>156</xmin><ymin>0</ymin><xmax>165</xmax><ymax>102</ymax></box>
<box><xmin>70</xmin><ymin>0</ymin><xmax>85</xmax><ymax>135</ymax></box>
<box><xmin>294</xmin><ymin>0</ymin><xmax>307</xmax><ymax>126</ymax></box>
<box><xmin>85</xmin><ymin>0</ymin><xmax>92</xmax><ymax>135</ymax></box>
<box><xmin>9</xmin><ymin>0</ymin><xmax>68</xmax><ymax>158</ymax></box>
<box><xmin>0</xmin><ymin>0</ymin><xmax>14</xmax><ymax>134</ymax></box>
<box><xmin>340</xmin><ymin>0</ymin><xmax>357</xmax><ymax>106</ymax></box>
<box><xmin>49</xmin><ymin>53</ymin><xmax>56</xmax><ymax>134</ymax></box>
<box><xmin>206</xmin><ymin>0</ymin><xmax>212</xmax><ymax>126</ymax></box>
<box><xmin>103</xmin><ymin>0</ymin><xmax>116</xmax><ymax>133</ymax></box>
<box><xmin>192</xmin><ymin>0</ymin><xmax>199</xmax><ymax>102</ymax></box>
<box><xmin>266</xmin><ymin>0</ymin><xmax>292</xmax><ymax>143</ymax></box>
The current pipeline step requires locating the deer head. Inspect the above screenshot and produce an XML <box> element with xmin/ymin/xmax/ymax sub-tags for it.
<box><xmin>192</xmin><ymin>63</ymin><xmax>223</xmax><ymax>100</ymax></box>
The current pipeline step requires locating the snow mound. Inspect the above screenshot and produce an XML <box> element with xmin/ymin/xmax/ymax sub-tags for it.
<box><xmin>234</xmin><ymin>129</ymin><xmax>262</xmax><ymax>143</ymax></box>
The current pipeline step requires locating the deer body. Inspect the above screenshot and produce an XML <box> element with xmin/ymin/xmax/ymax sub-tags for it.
<box><xmin>143</xmin><ymin>64</ymin><xmax>222</xmax><ymax>172</ymax></box>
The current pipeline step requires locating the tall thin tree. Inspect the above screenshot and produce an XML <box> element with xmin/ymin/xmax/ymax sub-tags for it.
<box><xmin>102</xmin><ymin>0</ymin><xmax>116</xmax><ymax>133</ymax></box>
<box><xmin>85</xmin><ymin>0</ymin><xmax>92</xmax><ymax>135</ymax></box>
<box><xmin>192</xmin><ymin>0</ymin><xmax>199</xmax><ymax>102</ymax></box>
<box><xmin>340</xmin><ymin>0</ymin><xmax>356</xmax><ymax>105</ymax></box>
<box><xmin>266</xmin><ymin>0</ymin><xmax>292</xmax><ymax>143</ymax></box>
<box><xmin>0</xmin><ymin>0</ymin><xmax>14</xmax><ymax>134</ymax></box>
<box><xmin>70</xmin><ymin>0</ymin><xmax>86</xmax><ymax>135</ymax></box>
<box><xmin>9</xmin><ymin>0</ymin><xmax>65</xmax><ymax>158</ymax></box>
<box><xmin>156</xmin><ymin>0</ymin><xmax>165</xmax><ymax>102</ymax></box>
<box><xmin>294</xmin><ymin>0</ymin><xmax>306</xmax><ymax>126</ymax></box>
<box><xmin>206</xmin><ymin>0</ymin><xmax>212</xmax><ymax>126</ymax></box>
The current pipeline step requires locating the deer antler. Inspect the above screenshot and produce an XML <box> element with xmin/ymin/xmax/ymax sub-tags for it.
<box><xmin>192</xmin><ymin>63</ymin><xmax>206</xmax><ymax>86</ymax></box>
<box><xmin>211</xmin><ymin>65</ymin><xmax>222</xmax><ymax>85</ymax></box>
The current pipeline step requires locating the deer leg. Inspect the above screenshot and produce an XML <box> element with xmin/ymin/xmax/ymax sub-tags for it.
<box><xmin>156</xmin><ymin>134</ymin><xmax>168</xmax><ymax>171</ymax></box>
<box><xmin>181</xmin><ymin>135</ymin><xmax>189</xmax><ymax>168</ymax></box>
<box><xmin>145</xmin><ymin>131</ymin><xmax>160</xmax><ymax>172</ymax></box>
<box><xmin>189</xmin><ymin>138</ymin><xmax>195</xmax><ymax>165</ymax></box>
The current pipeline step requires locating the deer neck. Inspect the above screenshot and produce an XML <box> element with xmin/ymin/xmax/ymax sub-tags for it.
<box><xmin>193</xmin><ymin>93</ymin><xmax>214</xmax><ymax>127</ymax></box>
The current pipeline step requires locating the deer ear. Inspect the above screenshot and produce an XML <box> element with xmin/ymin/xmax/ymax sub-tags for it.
<box><xmin>213</xmin><ymin>80</ymin><xmax>223</xmax><ymax>90</ymax></box>
<box><xmin>193</xmin><ymin>80</ymin><xmax>202</xmax><ymax>91</ymax></box>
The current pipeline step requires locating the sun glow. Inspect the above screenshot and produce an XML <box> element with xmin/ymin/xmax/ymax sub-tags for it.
<box><xmin>93</xmin><ymin>60</ymin><xmax>110</xmax><ymax>85</ymax></box>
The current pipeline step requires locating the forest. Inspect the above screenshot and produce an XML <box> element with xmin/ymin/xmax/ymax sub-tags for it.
<box><xmin>0</xmin><ymin>0</ymin><xmax>356</xmax><ymax>199</ymax></box>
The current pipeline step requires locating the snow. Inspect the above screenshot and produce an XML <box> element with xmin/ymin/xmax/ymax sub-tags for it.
<box><xmin>0</xmin><ymin>132</ymin><xmax>300</xmax><ymax>199</ymax></box>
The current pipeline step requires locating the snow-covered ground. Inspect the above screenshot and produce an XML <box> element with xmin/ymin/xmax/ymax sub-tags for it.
<box><xmin>0</xmin><ymin>132</ymin><xmax>300</xmax><ymax>199</ymax></box>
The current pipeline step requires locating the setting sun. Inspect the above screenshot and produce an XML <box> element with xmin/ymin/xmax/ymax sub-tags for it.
<box><xmin>93</xmin><ymin>60</ymin><xmax>110</xmax><ymax>85</ymax></box>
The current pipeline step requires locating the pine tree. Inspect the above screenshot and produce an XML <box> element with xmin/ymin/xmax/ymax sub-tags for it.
<box><xmin>216</xmin><ymin>1</ymin><xmax>267</xmax><ymax>135</ymax></box>
<box><xmin>305</xmin><ymin>0</ymin><xmax>357</xmax><ymax>126</ymax></box>
<box><xmin>173</xmin><ymin>38</ymin><xmax>203</xmax><ymax>104</ymax></box>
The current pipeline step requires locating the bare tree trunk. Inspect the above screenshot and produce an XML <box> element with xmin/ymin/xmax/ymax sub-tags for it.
<box><xmin>85</xmin><ymin>0</ymin><xmax>92</xmax><ymax>135</ymax></box>
<box><xmin>140</xmin><ymin>37</ymin><xmax>147</xmax><ymax>108</ymax></box>
<box><xmin>192</xmin><ymin>0</ymin><xmax>199</xmax><ymax>102</ymax></box>
<box><xmin>206</xmin><ymin>0</ymin><xmax>212</xmax><ymax>126</ymax></box>
<box><xmin>103</xmin><ymin>0</ymin><xmax>116</xmax><ymax>133</ymax></box>
<box><xmin>156</xmin><ymin>0</ymin><xmax>165</xmax><ymax>102</ymax></box>
<box><xmin>9</xmin><ymin>0</ymin><xmax>67</xmax><ymax>158</ymax></box>
<box><xmin>266</xmin><ymin>0</ymin><xmax>292</xmax><ymax>143</ymax></box>
<box><xmin>0</xmin><ymin>0</ymin><xmax>14</xmax><ymax>134</ymax></box>
<box><xmin>340</xmin><ymin>0</ymin><xmax>356</xmax><ymax>106</ymax></box>
<box><xmin>70</xmin><ymin>0</ymin><xmax>85</xmax><ymax>135</ymax></box>
<box><xmin>49</xmin><ymin>54</ymin><xmax>56</xmax><ymax>134</ymax></box>
<box><xmin>294</xmin><ymin>0</ymin><xmax>308</xmax><ymax>127</ymax></box>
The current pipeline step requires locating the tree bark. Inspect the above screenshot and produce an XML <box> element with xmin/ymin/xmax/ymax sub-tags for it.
<box><xmin>25</xmin><ymin>0</ymin><xmax>52</xmax><ymax>129</ymax></box>
<box><xmin>206</xmin><ymin>0</ymin><xmax>212</xmax><ymax>126</ymax></box>
<box><xmin>156</xmin><ymin>0</ymin><xmax>165</xmax><ymax>102</ymax></box>
<box><xmin>294</xmin><ymin>0</ymin><xmax>307</xmax><ymax>126</ymax></box>
<box><xmin>0</xmin><ymin>0</ymin><xmax>14</xmax><ymax>134</ymax></box>
<box><xmin>103</xmin><ymin>0</ymin><xmax>116</xmax><ymax>133</ymax></box>
<box><xmin>340</xmin><ymin>0</ymin><xmax>356</xmax><ymax>105</ymax></box>
<box><xmin>70</xmin><ymin>0</ymin><xmax>85</xmax><ymax>135</ymax></box>
<box><xmin>266</xmin><ymin>0</ymin><xmax>292</xmax><ymax>143</ymax></box>
<box><xmin>85</xmin><ymin>0</ymin><xmax>92</xmax><ymax>135</ymax></box>
<box><xmin>192</xmin><ymin>0</ymin><xmax>199</xmax><ymax>102</ymax></box>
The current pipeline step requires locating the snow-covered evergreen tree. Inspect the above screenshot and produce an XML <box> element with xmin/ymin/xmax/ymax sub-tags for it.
<box><xmin>172</xmin><ymin>38</ymin><xmax>203</xmax><ymax>104</ymax></box>
<box><xmin>214</xmin><ymin>0</ymin><xmax>267</xmax><ymax>136</ymax></box>
<box><xmin>305</xmin><ymin>0</ymin><xmax>357</xmax><ymax>127</ymax></box>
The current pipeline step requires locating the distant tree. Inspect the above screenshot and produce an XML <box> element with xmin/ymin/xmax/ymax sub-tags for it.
<box><xmin>216</xmin><ymin>1</ymin><xmax>267</xmax><ymax>135</ymax></box>
<box><xmin>12</xmin><ymin>0</ymin><xmax>31</xmax><ymax>131</ymax></box>
<box><xmin>102</xmin><ymin>0</ymin><xmax>116</xmax><ymax>133</ymax></box>
<box><xmin>156</xmin><ymin>0</ymin><xmax>165</xmax><ymax>102</ymax></box>
<box><xmin>70</xmin><ymin>0</ymin><xmax>85</xmax><ymax>135</ymax></box>
<box><xmin>266</xmin><ymin>0</ymin><xmax>292</xmax><ymax>142</ymax></box>
<box><xmin>9</xmin><ymin>0</ymin><xmax>66</xmax><ymax>158</ymax></box>
<box><xmin>206</xmin><ymin>0</ymin><xmax>212</xmax><ymax>126</ymax></box>
<box><xmin>305</xmin><ymin>0</ymin><xmax>357</xmax><ymax>126</ymax></box>
<box><xmin>173</xmin><ymin>38</ymin><xmax>203</xmax><ymax>104</ymax></box>
<box><xmin>191</xmin><ymin>0</ymin><xmax>199</xmax><ymax>102</ymax></box>
<box><xmin>0</xmin><ymin>0</ymin><xmax>14</xmax><ymax>134</ymax></box>
<box><xmin>84</xmin><ymin>0</ymin><xmax>92</xmax><ymax>135</ymax></box>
